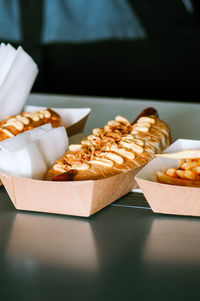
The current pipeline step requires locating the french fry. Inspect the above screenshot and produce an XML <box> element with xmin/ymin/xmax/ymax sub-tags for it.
<box><xmin>179</xmin><ymin>159</ymin><xmax>186</xmax><ymax>167</ymax></box>
<box><xmin>176</xmin><ymin>169</ymin><xmax>196</xmax><ymax>180</ymax></box>
<box><xmin>156</xmin><ymin>151</ymin><xmax>200</xmax><ymax>187</ymax></box>
<box><xmin>191</xmin><ymin>166</ymin><xmax>200</xmax><ymax>174</ymax></box>
<box><xmin>165</xmin><ymin>168</ymin><xmax>177</xmax><ymax>177</ymax></box>
<box><xmin>180</xmin><ymin>159</ymin><xmax>200</xmax><ymax>170</ymax></box>
<box><xmin>157</xmin><ymin>171</ymin><xmax>200</xmax><ymax>187</ymax></box>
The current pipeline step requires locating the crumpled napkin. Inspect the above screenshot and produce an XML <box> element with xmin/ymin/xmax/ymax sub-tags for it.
<box><xmin>0</xmin><ymin>43</ymin><xmax>38</xmax><ymax>120</ymax></box>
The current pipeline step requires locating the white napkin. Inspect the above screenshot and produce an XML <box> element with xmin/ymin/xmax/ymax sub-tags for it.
<box><xmin>0</xmin><ymin>43</ymin><xmax>38</xmax><ymax>120</ymax></box>
<box><xmin>0</xmin><ymin>125</ymin><xmax>69</xmax><ymax>179</ymax></box>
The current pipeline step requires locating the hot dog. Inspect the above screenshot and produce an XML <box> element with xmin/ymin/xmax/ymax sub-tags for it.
<box><xmin>0</xmin><ymin>108</ymin><xmax>62</xmax><ymax>141</ymax></box>
<box><xmin>45</xmin><ymin>108</ymin><xmax>171</xmax><ymax>181</ymax></box>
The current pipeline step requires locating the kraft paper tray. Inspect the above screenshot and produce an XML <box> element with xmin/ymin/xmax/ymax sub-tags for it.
<box><xmin>135</xmin><ymin>139</ymin><xmax>200</xmax><ymax>217</ymax></box>
<box><xmin>0</xmin><ymin>107</ymin><xmax>91</xmax><ymax>186</ymax></box>
<box><xmin>0</xmin><ymin>168</ymin><xmax>140</xmax><ymax>217</ymax></box>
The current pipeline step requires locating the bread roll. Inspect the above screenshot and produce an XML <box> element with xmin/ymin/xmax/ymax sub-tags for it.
<box><xmin>0</xmin><ymin>108</ymin><xmax>62</xmax><ymax>141</ymax></box>
<box><xmin>45</xmin><ymin>109</ymin><xmax>171</xmax><ymax>181</ymax></box>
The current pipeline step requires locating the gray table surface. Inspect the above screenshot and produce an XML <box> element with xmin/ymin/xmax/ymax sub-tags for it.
<box><xmin>1</xmin><ymin>94</ymin><xmax>200</xmax><ymax>301</ymax></box>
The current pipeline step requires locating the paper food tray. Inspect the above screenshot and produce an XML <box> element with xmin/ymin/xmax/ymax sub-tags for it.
<box><xmin>135</xmin><ymin>139</ymin><xmax>200</xmax><ymax>217</ymax></box>
<box><xmin>0</xmin><ymin>167</ymin><xmax>140</xmax><ymax>217</ymax></box>
<box><xmin>24</xmin><ymin>105</ymin><xmax>91</xmax><ymax>141</ymax></box>
<box><xmin>0</xmin><ymin>107</ymin><xmax>91</xmax><ymax>186</ymax></box>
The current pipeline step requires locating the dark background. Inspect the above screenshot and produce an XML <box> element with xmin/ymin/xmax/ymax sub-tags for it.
<box><xmin>1</xmin><ymin>0</ymin><xmax>200</xmax><ymax>102</ymax></box>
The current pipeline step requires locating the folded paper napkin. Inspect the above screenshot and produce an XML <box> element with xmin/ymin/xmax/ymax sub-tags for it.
<box><xmin>0</xmin><ymin>124</ymin><xmax>69</xmax><ymax>180</ymax></box>
<box><xmin>0</xmin><ymin>43</ymin><xmax>38</xmax><ymax>120</ymax></box>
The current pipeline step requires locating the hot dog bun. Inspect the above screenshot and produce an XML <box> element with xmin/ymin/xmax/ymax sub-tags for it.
<box><xmin>0</xmin><ymin>108</ymin><xmax>62</xmax><ymax>141</ymax></box>
<box><xmin>45</xmin><ymin>108</ymin><xmax>171</xmax><ymax>181</ymax></box>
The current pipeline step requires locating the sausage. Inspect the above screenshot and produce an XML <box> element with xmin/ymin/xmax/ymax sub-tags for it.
<box><xmin>132</xmin><ymin>107</ymin><xmax>159</xmax><ymax>124</ymax></box>
<box><xmin>45</xmin><ymin>107</ymin><xmax>171</xmax><ymax>182</ymax></box>
<box><xmin>0</xmin><ymin>108</ymin><xmax>62</xmax><ymax>141</ymax></box>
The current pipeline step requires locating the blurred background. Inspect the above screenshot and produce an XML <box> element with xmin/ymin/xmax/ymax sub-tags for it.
<box><xmin>0</xmin><ymin>0</ymin><xmax>200</xmax><ymax>102</ymax></box>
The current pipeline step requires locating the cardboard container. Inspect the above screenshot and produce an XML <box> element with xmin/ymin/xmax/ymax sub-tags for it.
<box><xmin>0</xmin><ymin>167</ymin><xmax>140</xmax><ymax>217</ymax></box>
<box><xmin>0</xmin><ymin>107</ymin><xmax>91</xmax><ymax>186</ymax></box>
<box><xmin>24</xmin><ymin>106</ymin><xmax>91</xmax><ymax>143</ymax></box>
<box><xmin>135</xmin><ymin>139</ymin><xmax>200</xmax><ymax>217</ymax></box>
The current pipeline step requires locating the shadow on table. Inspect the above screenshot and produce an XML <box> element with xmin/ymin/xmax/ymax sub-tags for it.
<box><xmin>5</xmin><ymin>213</ymin><xmax>99</xmax><ymax>272</ymax></box>
<box><xmin>4</xmin><ymin>204</ymin><xmax>153</xmax><ymax>274</ymax></box>
<box><xmin>142</xmin><ymin>217</ymin><xmax>200</xmax><ymax>266</ymax></box>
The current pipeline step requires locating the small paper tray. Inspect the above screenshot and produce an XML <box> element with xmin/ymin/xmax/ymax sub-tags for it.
<box><xmin>24</xmin><ymin>105</ymin><xmax>91</xmax><ymax>137</ymax></box>
<box><xmin>0</xmin><ymin>106</ymin><xmax>91</xmax><ymax>186</ymax></box>
<box><xmin>135</xmin><ymin>139</ymin><xmax>200</xmax><ymax>217</ymax></box>
<box><xmin>0</xmin><ymin>168</ymin><xmax>141</xmax><ymax>217</ymax></box>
